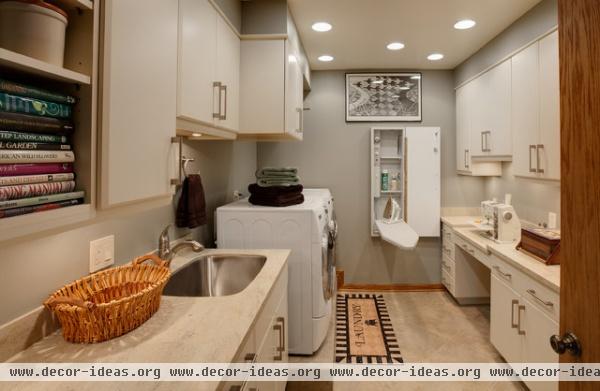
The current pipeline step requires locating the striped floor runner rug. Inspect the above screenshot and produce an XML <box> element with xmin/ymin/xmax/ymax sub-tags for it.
<box><xmin>335</xmin><ymin>293</ymin><xmax>403</xmax><ymax>363</ymax></box>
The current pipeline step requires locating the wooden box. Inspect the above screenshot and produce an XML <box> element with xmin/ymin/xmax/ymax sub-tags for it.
<box><xmin>517</xmin><ymin>227</ymin><xmax>561</xmax><ymax>265</ymax></box>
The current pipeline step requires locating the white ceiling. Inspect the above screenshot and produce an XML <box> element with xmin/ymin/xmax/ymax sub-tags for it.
<box><xmin>288</xmin><ymin>0</ymin><xmax>542</xmax><ymax>70</ymax></box>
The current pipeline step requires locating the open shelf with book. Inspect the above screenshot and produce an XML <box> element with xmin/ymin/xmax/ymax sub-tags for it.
<box><xmin>0</xmin><ymin>0</ymin><xmax>99</xmax><ymax>242</ymax></box>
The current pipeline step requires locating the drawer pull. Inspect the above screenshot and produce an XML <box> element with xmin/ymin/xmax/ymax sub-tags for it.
<box><xmin>511</xmin><ymin>300</ymin><xmax>518</xmax><ymax>328</ymax></box>
<box><xmin>493</xmin><ymin>265</ymin><xmax>512</xmax><ymax>280</ymax></box>
<box><xmin>526</xmin><ymin>289</ymin><xmax>554</xmax><ymax>307</ymax></box>
<box><xmin>273</xmin><ymin>324</ymin><xmax>283</xmax><ymax>361</ymax></box>
<box><xmin>517</xmin><ymin>305</ymin><xmax>526</xmax><ymax>335</ymax></box>
<box><xmin>443</xmin><ymin>247</ymin><xmax>452</xmax><ymax>254</ymax></box>
<box><xmin>442</xmin><ymin>261</ymin><xmax>452</xmax><ymax>272</ymax></box>
<box><xmin>244</xmin><ymin>353</ymin><xmax>256</xmax><ymax>363</ymax></box>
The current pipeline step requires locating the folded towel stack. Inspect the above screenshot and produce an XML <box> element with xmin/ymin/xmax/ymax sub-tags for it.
<box><xmin>249</xmin><ymin>167</ymin><xmax>304</xmax><ymax>207</ymax></box>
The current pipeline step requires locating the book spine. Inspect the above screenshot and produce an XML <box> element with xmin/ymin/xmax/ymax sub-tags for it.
<box><xmin>0</xmin><ymin>131</ymin><xmax>69</xmax><ymax>144</ymax></box>
<box><xmin>0</xmin><ymin>163</ymin><xmax>73</xmax><ymax>176</ymax></box>
<box><xmin>0</xmin><ymin>180</ymin><xmax>76</xmax><ymax>201</ymax></box>
<box><xmin>0</xmin><ymin>111</ymin><xmax>74</xmax><ymax>134</ymax></box>
<box><xmin>0</xmin><ymin>198</ymin><xmax>83</xmax><ymax>219</ymax></box>
<box><xmin>0</xmin><ymin>79</ymin><xmax>76</xmax><ymax>105</ymax></box>
<box><xmin>0</xmin><ymin>191</ymin><xmax>85</xmax><ymax>210</ymax></box>
<box><xmin>0</xmin><ymin>141</ymin><xmax>71</xmax><ymax>150</ymax></box>
<box><xmin>0</xmin><ymin>173</ymin><xmax>74</xmax><ymax>186</ymax></box>
<box><xmin>0</xmin><ymin>92</ymin><xmax>72</xmax><ymax>119</ymax></box>
<box><xmin>0</xmin><ymin>150</ymin><xmax>75</xmax><ymax>164</ymax></box>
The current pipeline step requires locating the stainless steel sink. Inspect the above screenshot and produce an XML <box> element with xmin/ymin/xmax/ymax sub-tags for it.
<box><xmin>163</xmin><ymin>254</ymin><xmax>267</xmax><ymax>297</ymax></box>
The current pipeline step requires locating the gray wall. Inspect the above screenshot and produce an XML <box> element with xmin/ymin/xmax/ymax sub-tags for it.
<box><xmin>454</xmin><ymin>0</ymin><xmax>560</xmax><ymax>226</ymax></box>
<box><xmin>0</xmin><ymin>141</ymin><xmax>256</xmax><ymax>326</ymax></box>
<box><xmin>258</xmin><ymin>70</ymin><xmax>485</xmax><ymax>284</ymax></box>
<box><xmin>214</xmin><ymin>0</ymin><xmax>243</xmax><ymax>32</ymax></box>
<box><xmin>241</xmin><ymin>0</ymin><xmax>287</xmax><ymax>35</ymax></box>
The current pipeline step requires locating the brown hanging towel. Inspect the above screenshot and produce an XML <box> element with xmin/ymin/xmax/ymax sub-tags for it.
<box><xmin>176</xmin><ymin>174</ymin><xmax>207</xmax><ymax>229</ymax></box>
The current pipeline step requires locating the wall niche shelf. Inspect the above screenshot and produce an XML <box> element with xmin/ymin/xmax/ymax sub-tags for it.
<box><xmin>0</xmin><ymin>0</ymin><xmax>99</xmax><ymax>242</ymax></box>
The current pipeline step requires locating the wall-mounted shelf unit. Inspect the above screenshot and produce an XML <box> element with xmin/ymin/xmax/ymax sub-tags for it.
<box><xmin>0</xmin><ymin>0</ymin><xmax>99</xmax><ymax>242</ymax></box>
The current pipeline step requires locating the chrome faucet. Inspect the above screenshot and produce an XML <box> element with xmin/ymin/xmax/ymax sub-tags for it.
<box><xmin>158</xmin><ymin>225</ymin><xmax>204</xmax><ymax>265</ymax></box>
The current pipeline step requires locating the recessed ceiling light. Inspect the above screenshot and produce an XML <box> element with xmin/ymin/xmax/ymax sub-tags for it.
<box><xmin>318</xmin><ymin>55</ymin><xmax>334</xmax><ymax>62</ymax></box>
<box><xmin>399</xmin><ymin>87</ymin><xmax>410</xmax><ymax>90</ymax></box>
<box><xmin>312</xmin><ymin>22</ymin><xmax>332</xmax><ymax>32</ymax></box>
<box><xmin>192</xmin><ymin>133</ymin><xmax>202</xmax><ymax>137</ymax></box>
<box><xmin>386</xmin><ymin>42</ymin><xmax>405</xmax><ymax>51</ymax></box>
<box><xmin>288</xmin><ymin>54</ymin><xmax>297</xmax><ymax>63</ymax></box>
<box><xmin>427</xmin><ymin>53</ymin><xmax>444</xmax><ymax>61</ymax></box>
<box><xmin>454</xmin><ymin>19</ymin><xmax>476</xmax><ymax>30</ymax></box>
<box><xmin>371</xmin><ymin>80</ymin><xmax>383</xmax><ymax>84</ymax></box>
<box><xmin>411</xmin><ymin>75</ymin><xmax>421</xmax><ymax>80</ymax></box>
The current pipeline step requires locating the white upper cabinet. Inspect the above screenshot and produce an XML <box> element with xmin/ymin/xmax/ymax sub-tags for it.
<box><xmin>285</xmin><ymin>47</ymin><xmax>304</xmax><ymax>137</ymax></box>
<box><xmin>100</xmin><ymin>0</ymin><xmax>178</xmax><ymax>208</ymax></box>
<box><xmin>538</xmin><ymin>31</ymin><xmax>560</xmax><ymax>180</ymax></box>
<box><xmin>512</xmin><ymin>31</ymin><xmax>560</xmax><ymax>180</ymax></box>
<box><xmin>456</xmin><ymin>82</ymin><xmax>502</xmax><ymax>176</ymax></box>
<box><xmin>470</xmin><ymin>59</ymin><xmax>512</xmax><ymax>160</ymax></box>
<box><xmin>177</xmin><ymin>0</ymin><xmax>240</xmax><ymax>137</ymax></box>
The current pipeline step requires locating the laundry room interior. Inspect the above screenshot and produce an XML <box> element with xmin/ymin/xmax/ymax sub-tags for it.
<box><xmin>1</xmin><ymin>0</ymin><xmax>599</xmax><ymax>390</ymax></box>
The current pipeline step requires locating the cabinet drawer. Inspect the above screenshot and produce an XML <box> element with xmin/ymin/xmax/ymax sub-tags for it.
<box><xmin>454</xmin><ymin>235</ymin><xmax>491</xmax><ymax>268</ymax></box>
<box><xmin>441</xmin><ymin>255</ymin><xmax>455</xmax><ymax>279</ymax></box>
<box><xmin>254</xmin><ymin>265</ymin><xmax>288</xmax><ymax>348</ymax></box>
<box><xmin>442</xmin><ymin>237</ymin><xmax>454</xmax><ymax>260</ymax></box>
<box><xmin>491</xmin><ymin>255</ymin><xmax>559</xmax><ymax>322</ymax></box>
<box><xmin>442</xmin><ymin>224</ymin><xmax>454</xmax><ymax>242</ymax></box>
<box><xmin>442</xmin><ymin>269</ymin><xmax>455</xmax><ymax>296</ymax></box>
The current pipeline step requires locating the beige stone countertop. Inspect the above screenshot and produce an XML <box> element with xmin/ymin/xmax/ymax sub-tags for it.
<box><xmin>452</xmin><ymin>226</ymin><xmax>560</xmax><ymax>294</ymax></box>
<box><xmin>441</xmin><ymin>215</ymin><xmax>480</xmax><ymax>228</ymax></box>
<box><xmin>4</xmin><ymin>248</ymin><xmax>290</xmax><ymax>391</ymax></box>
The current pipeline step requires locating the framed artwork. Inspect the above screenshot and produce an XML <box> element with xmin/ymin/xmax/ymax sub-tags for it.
<box><xmin>345</xmin><ymin>73</ymin><xmax>422</xmax><ymax>122</ymax></box>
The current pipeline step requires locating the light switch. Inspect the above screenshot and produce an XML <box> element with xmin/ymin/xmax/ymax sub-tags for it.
<box><xmin>89</xmin><ymin>235</ymin><xmax>115</xmax><ymax>273</ymax></box>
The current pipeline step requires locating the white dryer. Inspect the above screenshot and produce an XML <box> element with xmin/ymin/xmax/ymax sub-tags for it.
<box><xmin>216</xmin><ymin>190</ymin><xmax>335</xmax><ymax>354</ymax></box>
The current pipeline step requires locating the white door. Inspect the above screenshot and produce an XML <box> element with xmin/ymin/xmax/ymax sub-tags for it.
<box><xmin>490</xmin><ymin>275</ymin><xmax>523</xmax><ymax>363</ymax></box>
<box><xmin>538</xmin><ymin>31</ymin><xmax>560</xmax><ymax>180</ymax></box>
<box><xmin>215</xmin><ymin>15</ymin><xmax>240</xmax><ymax>131</ymax></box>
<box><xmin>512</xmin><ymin>42</ymin><xmax>540</xmax><ymax>177</ymax></box>
<box><xmin>101</xmin><ymin>0</ymin><xmax>178</xmax><ymax>208</ymax></box>
<box><xmin>177</xmin><ymin>0</ymin><xmax>217</xmax><ymax>125</ymax></box>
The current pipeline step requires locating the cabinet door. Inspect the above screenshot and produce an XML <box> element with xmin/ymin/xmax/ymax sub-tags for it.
<box><xmin>216</xmin><ymin>15</ymin><xmax>240</xmax><ymax>131</ymax></box>
<box><xmin>538</xmin><ymin>31</ymin><xmax>560</xmax><ymax>180</ymax></box>
<box><xmin>239</xmin><ymin>40</ymin><xmax>285</xmax><ymax>134</ymax></box>
<box><xmin>273</xmin><ymin>295</ymin><xmax>288</xmax><ymax>391</ymax></box>
<box><xmin>521</xmin><ymin>298</ymin><xmax>559</xmax><ymax>391</ymax></box>
<box><xmin>456</xmin><ymin>85</ymin><xmax>471</xmax><ymax>172</ymax></box>
<box><xmin>512</xmin><ymin>42</ymin><xmax>541</xmax><ymax>177</ymax></box>
<box><xmin>490</xmin><ymin>275</ymin><xmax>523</xmax><ymax>363</ymax></box>
<box><xmin>285</xmin><ymin>51</ymin><xmax>303</xmax><ymax>139</ymax></box>
<box><xmin>472</xmin><ymin>60</ymin><xmax>512</xmax><ymax>158</ymax></box>
<box><xmin>177</xmin><ymin>0</ymin><xmax>217</xmax><ymax>125</ymax></box>
<box><xmin>101</xmin><ymin>0</ymin><xmax>178</xmax><ymax>208</ymax></box>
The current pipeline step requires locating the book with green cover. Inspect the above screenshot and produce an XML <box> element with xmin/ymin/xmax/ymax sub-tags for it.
<box><xmin>0</xmin><ymin>92</ymin><xmax>72</xmax><ymax>119</ymax></box>
<box><xmin>0</xmin><ymin>79</ymin><xmax>76</xmax><ymax>105</ymax></box>
<box><xmin>0</xmin><ymin>131</ymin><xmax>68</xmax><ymax>144</ymax></box>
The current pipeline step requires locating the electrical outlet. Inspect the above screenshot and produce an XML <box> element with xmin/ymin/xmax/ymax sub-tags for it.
<box><xmin>89</xmin><ymin>235</ymin><xmax>115</xmax><ymax>273</ymax></box>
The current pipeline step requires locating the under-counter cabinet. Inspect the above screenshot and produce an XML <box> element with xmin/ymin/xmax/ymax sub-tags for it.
<box><xmin>512</xmin><ymin>30</ymin><xmax>560</xmax><ymax>180</ymax></box>
<box><xmin>226</xmin><ymin>264</ymin><xmax>289</xmax><ymax>391</ymax></box>
<box><xmin>100</xmin><ymin>0</ymin><xmax>178</xmax><ymax>208</ymax></box>
<box><xmin>490</xmin><ymin>260</ymin><xmax>558</xmax><ymax>391</ymax></box>
<box><xmin>177</xmin><ymin>0</ymin><xmax>240</xmax><ymax>138</ymax></box>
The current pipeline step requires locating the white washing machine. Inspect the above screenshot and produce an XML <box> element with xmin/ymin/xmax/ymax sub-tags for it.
<box><xmin>216</xmin><ymin>190</ymin><xmax>335</xmax><ymax>355</ymax></box>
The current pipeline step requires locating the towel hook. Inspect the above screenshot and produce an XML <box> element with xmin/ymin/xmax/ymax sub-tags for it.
<box><xmin>170</xmin><ymin>136</ymin><xmax>196</xmax><ymax>186</ymax></box>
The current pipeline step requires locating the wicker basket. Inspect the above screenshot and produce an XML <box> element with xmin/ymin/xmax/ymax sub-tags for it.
<box><xmin>44</xmin><ymin>254</ymin><xmax>171</xmax><ymax>343</ymax></box>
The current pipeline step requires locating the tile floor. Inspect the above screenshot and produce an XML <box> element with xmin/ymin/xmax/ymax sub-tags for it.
<box><xmin>287</xmin><ymin>291</ymin><xmax>526</xmax><ymax>391</ymax></box>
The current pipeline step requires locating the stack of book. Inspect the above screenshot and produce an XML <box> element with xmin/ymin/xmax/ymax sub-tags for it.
<box><xmin>0</xmin><ymin>79</ymin><xmax>84</xmax><ymax>219</ymax></box>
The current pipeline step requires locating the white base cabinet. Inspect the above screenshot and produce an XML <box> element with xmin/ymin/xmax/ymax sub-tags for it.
<box><xmin>490</xmin><ymin>262</ymin><xmax>559</xmax><ymax>391</ymax></box>
<box><xmin>225</xmin><ymin>264</ymin><xmax>288</xmax><ymax>391</ymax></box>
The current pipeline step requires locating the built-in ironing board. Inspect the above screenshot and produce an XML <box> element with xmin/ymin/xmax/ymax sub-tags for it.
<box><xmin>375</xmin><ymin>219</ymin><xmax>419</xmax><ymax>250</ymax></box>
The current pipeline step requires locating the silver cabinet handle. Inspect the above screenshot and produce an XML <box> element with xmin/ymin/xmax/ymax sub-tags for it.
<box><xmin>481</xmin><ymin>132</ymin><xmax>485</xmax><ymax>152</ymax></box>
<box><xmin>296</xmin><ymin>107</ymin><xmax>303</xmax><ymax>133</ymax></box>
<box><xmin>529</xmin><ymin>145</ymin><xmax>537</xmax><ymax>173</ymax></box>
<box><xmin>511</xmin><ymin>299</ymin><xmax>519</xmax><ymax>328</ymax></box>
<box><xmin>493</xmin><ymin>265</ymin><xmax>512</xmax><ymax>280</ymax></box>
<box><xmin>244</xmin><ymin>353</ymin><xmax>256</xmax><ymax>363</ymax></box>
<box><xmin>482</xmin><ymin>131</ymin><xmax>492</xmax><ymax>152</ymax></box>
<box><xmin>219</xmin><ymin>84</ymin><xmax>227</xmax><ymax>120</ymax></box>
<box><xmin>277</xmin><ymin>316</ymin><xmax>286</xmax><ymax>354</ymax></box>
<box><xmin>517</xmin><ymin>305</ymin><xmax>526</xmax><ymax>335</ymax></box>
<box><xmin>213</xmin><ymin>82</ymin><xmax>222</xmax><ymax>119</ymax></box>
<box><xmin>443</xmin><ymin>246</ymin><xmax>452</xmax><ymax>255</ymax></box>
<box><xmin>526</xmin><ymin>289</ymin><xmax>554</xmax><ymax>307</ymax></box>
<box><xmin>442</xmin><ymin>261</ymin><xmax>451</xmax><ymax>272</ymax></box>
<box><xmin>464</xmin><ymin>149</ymin><xmax>468</xmax><ymax>168</ymax></box>
<box><xmin>536</xmin><ymin>144</ymin><xmax>545</xmax><ymax>173</ymax></box>
<box><xmin>273</xmin><ymin>317</ymin><xmax>285</xmax><ymax>361</ymax></box>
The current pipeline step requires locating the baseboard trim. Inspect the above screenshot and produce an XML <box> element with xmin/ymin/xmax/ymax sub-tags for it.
<box><xmin>339</xmin><ymin>283</ymin><xmax>445</xmax><ymax>292</ymax></box>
